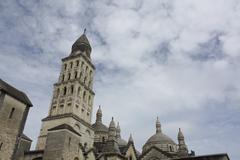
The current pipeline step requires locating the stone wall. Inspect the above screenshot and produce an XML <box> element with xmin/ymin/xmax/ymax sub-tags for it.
<box><xmin>0</xmin><ymin>94</ymin><xmax>27</xmax><ymax>160</ymax></box>
<box><xmin>16</xmin><ymin>137</ymin><xmax>32</xmax><ymax>160</ymax></box>
<box><xmin>36</xmin><ymin>115</ymin><xmax>94</xmax><ymax>150</ymax></box>
<box><xmin>42</xmin><ymin>129</ymin><xmax>84</xmax><ymax>160</ymax></box>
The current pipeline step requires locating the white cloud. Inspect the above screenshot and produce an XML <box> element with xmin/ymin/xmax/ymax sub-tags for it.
<box><xmin>0</xmin><ymin>0</ymin><xmax>240</xmax><ymax>159</ymax></box>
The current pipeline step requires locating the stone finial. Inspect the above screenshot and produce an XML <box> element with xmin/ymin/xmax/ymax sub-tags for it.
<box><xmin>178</xmin><ymin>128</ymin><xmax>184</xmax><ymax>139</ymax></box>
<box><xmin>84</xmin><ymin>28</ymin><xmax>87</xmax><ymax>34</ymax></box>
<box><xmin>116</xmin><ymin>122</ymin><xmax>121</xmax><ymax>139</ymax></box>
<box><xmin>128</xmin><ymin>133</ymin><xmax>134</xmax><ymax>143</ymax></box>
<box><xmin>109</xmin><ymin>117</ymin><xmax>115</xmax><ymax>128</ymax></box>
<box><xmin>96</xmin><ymin>105</ymin><xmax>102</xmax><ymax>123</ymax></box>
<box><xmin>156</xmin><ymin>117</ymin><xmax>162</xmax><ymax>133</ymax></box>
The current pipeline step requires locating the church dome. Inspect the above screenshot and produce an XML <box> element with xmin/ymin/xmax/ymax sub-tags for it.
<box><xmin>143</xmin><ymin>118</ymin><xmax>177</xmax><ymax>153</ymax></box>
<box><xmin>92</xmin><ymin>122</ymin><xmax>108</xmax><ymax>133</ymax></box>
<box><xmin>117</xmin><ymin>138</ymin><xmax>127</xmax><ymax>147</ymax></box>
<box><xmin>145</xmin><ymin>132</ymin><xmax>176</xmax><ymax>145</ymax></box>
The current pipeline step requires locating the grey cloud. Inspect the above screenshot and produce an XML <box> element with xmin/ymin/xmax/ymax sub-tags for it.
<box><xmin>0</xmin><ymin>0</ymin><xmax>240</xmax><ymax>160</ymax></box>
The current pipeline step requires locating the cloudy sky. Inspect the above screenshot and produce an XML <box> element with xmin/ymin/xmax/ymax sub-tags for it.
<box><xmin>0</xmin><ymin>0</ymin><xmax>240</xmax><ymax>159</ymax></box>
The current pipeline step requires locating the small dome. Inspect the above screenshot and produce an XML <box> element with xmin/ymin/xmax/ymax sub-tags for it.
<box><xmin>92</xmin><ymin>122</ymin><xmax>108</xmax><ymax>133</ymax></box>
<box><xmin>143</xmin><ymin>118</ymin><xmax>177</xmax><ymax>153</ymax></box>
<box><xmin>109</xmin><ymin>117</ymin><xmax>116</xmax><ymax>128</ymax></box>
<box><xmin>92</xmin><ymin>105</ymin><xmax>108</xmax><ymax>133</ymax></box>
<box><xmin>117</xmin><ymin>138</ymin><xmax>127</xmax><ymax>147</ymax></box>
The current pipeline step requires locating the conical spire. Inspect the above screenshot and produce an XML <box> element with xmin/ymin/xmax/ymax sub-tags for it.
<box><xmin>108</xmin><ymin>117</ymin><xmax>116</xmax><ymax>141</ymax></box>
<box><xmin>128</xmin><ymin>133</ymin><xmax>134</xmax><ymax>143</ymax></box>
<box><xmin>116</xmin><ymin>122</ymin><xmax>121</xmax><ymax>139</ymax></box>
<box><xmin>156</xmin><ymin>117</ymin><xmax>162</xmax><ymax>133</ymax></box>
<box><xmin>178</xmin><ymin>128</ymin><xmax>184</xmax><ymax>139</ymax></box>
<box><xmin>96</xmin><ymin>105</ymin><xmax>102</xmax><ymax>123</ymax></box>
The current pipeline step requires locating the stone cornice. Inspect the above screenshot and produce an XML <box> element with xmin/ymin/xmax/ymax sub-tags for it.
<box><xmin>62</xmin><ymin>53</ymin><xmax>95</xmax><ymax>70</ymax></box>
<box><xmin>42</xmin><ymin>113</ymin><xmax>94</xmax><ymax>130</ymax></box>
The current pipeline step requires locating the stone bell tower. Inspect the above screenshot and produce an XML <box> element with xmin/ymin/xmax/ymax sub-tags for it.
<box><xmin>36</xmin><ymin>30</ymin><xmax>95</xmax><ymax>150</ymax></box>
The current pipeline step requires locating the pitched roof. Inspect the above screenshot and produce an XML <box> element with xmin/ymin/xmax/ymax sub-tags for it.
<box><xmin>0</xmin><ymin>79</ymin><xmax>32</xmax><ymax>106</ymax></box>
<box><xmin>48</xmin><ymin>124</ymin><xmax>81</xmax><ymax>137</ymax></box>
<box><xmin>21</xmin><ymin>133</ymin><xmax>32</xmax><ymax>142</ymax></box>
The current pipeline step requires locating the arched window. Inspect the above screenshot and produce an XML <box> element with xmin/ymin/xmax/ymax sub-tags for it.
<box><xmin>76</xmin><ymin>60</ymin><xmax>79</xmax><ymax>66</ymax></box>
<box><xmin>0</xmin><ymin>142</ymin><xmax>3</xmax><ymax>150</ymax></box>
<box><xmin>56</xmin><ymin>88</ymin><xmax>60</xmax><ymax>97</ymax></box>
<box><xmin>102</xmin><ymin>137</ymin><xmax>105</xmax><ymax>142</ymax></box>
<box><xmin>71</xmin><ymin>85</ymin><xmax>74</xmax><ymax>94</ymax></box>
<box><xmin>74</xmin><ymin>124</ymin><xmax>80</xmax><ymax>132</ymax></box>
<box><xmin>63</xmin><ymin>87</ymin><xmax>67</xmax><ymax>95</ymax></box>
<box><xmin>9</xmin><ymin>108</ymin><xmax>15</xmax><ymax>119</ymax></box>
<box><xmin>74</xmin><ymin>157</ymin><xmax>79</xmax><ymax>160</ymax></box>
<box><xmin>88</xmin><ymin>80</ymin><xmax>91</xmax><ymax>87</ymax></box>
<box><xmin>84</xmin><ymin>77</ymin><xmax>87</xmax><ymax>84</ymax></box>
<box><xmin>68</xmin><ymin>137</ymin><xmax>71</xmax><ymax>147</ymax></box>
<box><xmin>68</xmin><ymin>73</ymin><xmax>71</xmax><ymax>80</ymax></box>
<box><xmin>86</xmin><ymin>130</ymin><xmax>91</xmax><ymax>136</ymax></box>
<box><xmin>70</xmin><ymin>62</ymin><xmax>73</xmax><ymax>68</ymax></box>
<box><xmin>86</xmin><ymin>66</ymin><xmax>89</xmax><ymax>73</ymax></box>
<box><xmin>80</xmin><ymin>72</ymin><xmax>82</xmax><ymax>80</ymax></box>
<box><xmin>64</xmin><ymin>64</ymin><xmax>67</xmax><ymax>70</ymax></box>
<box><xmin>81</xmin><ymin>62</ymin><xmax>84</xmax><ymax>68</ymax></box>
<box><xmin>83</xmin><ymin>91</ymin><xmax>86</xmax><ymax>101</ymax></box>
<box><xmin>77</xmin><ymin>87</ymin><xmax>81</xmax><ymax>95</ymax></box>
<box><xmin>62</xmin><ymin>74</ymin><xmax>65</xmax><ymax>82</ymax></box>
<box><xmin>90</xmin><ymin>70</ymin><xmax>92</xmax><ymax>77</ymax></box>
<box><xmin>88</xmin><ymin>96</ymin><xmax>91</xmax><ymax>105</ymax></box>
<box><xmin>75</xmin><ymin>71</ymin><xmax>78</xmax><ymax>79</ymax></box>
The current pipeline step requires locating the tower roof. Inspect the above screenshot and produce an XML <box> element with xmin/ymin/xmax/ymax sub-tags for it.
<box><xmin>71</xmin><ymin>29</ymin><xmax>92</xmax><ymax>55</ymax></box>
<box><xmin>73</xmin><ymin>33</ymin><xmax>91</xmax><ymax>48</ymax></box>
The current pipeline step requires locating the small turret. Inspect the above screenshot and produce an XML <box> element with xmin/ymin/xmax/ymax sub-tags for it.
<box><xmin>108</xmin><ymin>117</ymin><xmax>116</xmax><ymax>141</ymax></box>
<box><xmin>177</xmin><ymin>128</ymin><xmax>188</xmax><ymax>157</ymax></box>
<box><xmin>96</xmin><ymin>105</ymin><xmax>102</xmax><ymax>123</ymax></box>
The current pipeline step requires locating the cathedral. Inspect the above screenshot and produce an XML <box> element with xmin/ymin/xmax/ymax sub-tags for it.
<box><xmin>0</xmin><ymin>31</ymin><xmax>230</xmax><ymax>160</ymax></box>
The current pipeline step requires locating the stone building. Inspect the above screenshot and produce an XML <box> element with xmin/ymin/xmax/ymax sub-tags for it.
<box><xmin>0</xmin><ymin>79</ymin><xmax>33</xmax><ymax>160</ymax></box>
<box><xmin>0</xmin><ymin>31</ymin><xmax>230</xmax><ymax>160</ymax></box>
